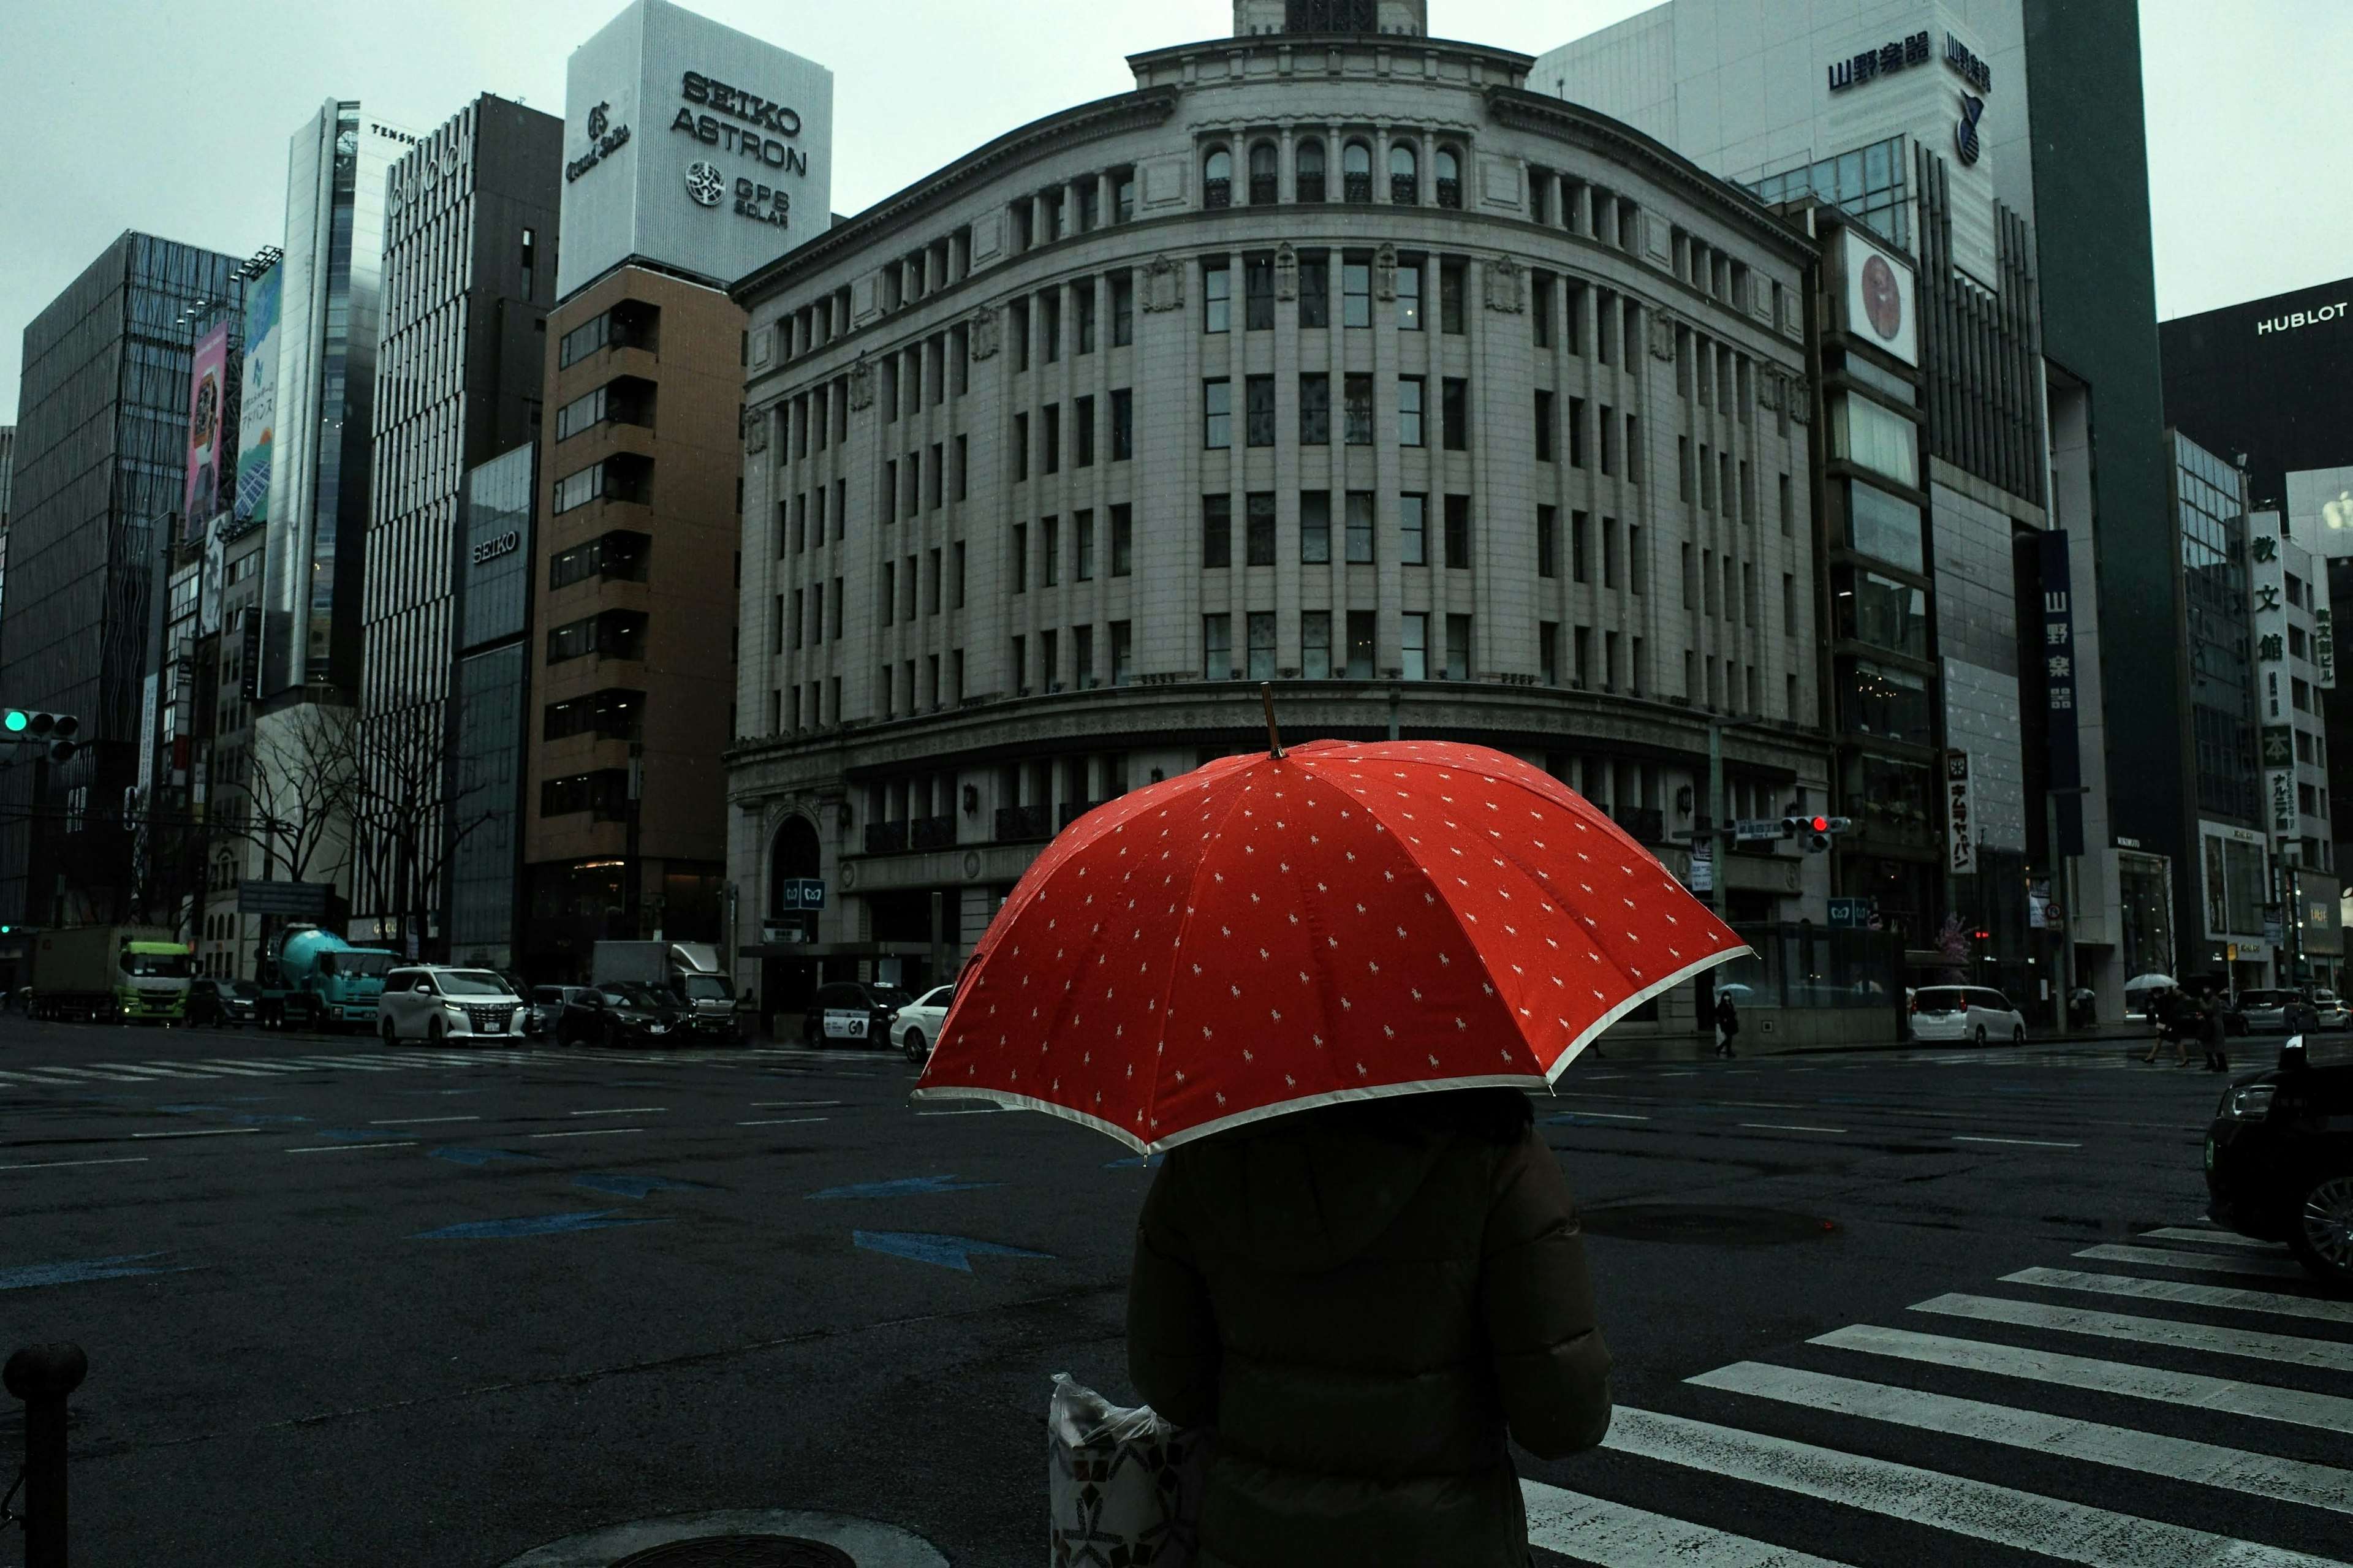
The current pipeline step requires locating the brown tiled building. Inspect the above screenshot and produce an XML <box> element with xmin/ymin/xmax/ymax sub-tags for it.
<box><xmin>523</xmin><ymin>262</ymin><xmax>744</xmax><ymax>979</ymax></box>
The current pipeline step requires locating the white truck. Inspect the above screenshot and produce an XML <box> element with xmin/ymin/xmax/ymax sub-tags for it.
<box><xmin>589</xmin><ymin>941</ymin><xmax>739</xmax><ymax>1042</ymax></box>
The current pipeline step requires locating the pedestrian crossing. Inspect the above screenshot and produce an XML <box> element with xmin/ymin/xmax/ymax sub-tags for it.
<box><xmin>1525</xmin><ymin>1222</ymin><xmax>2353</xmax><ymax>1567</ymax></box>
<box><xmin>0</xmin><ymin>1045</ymin><xmax>868</xmax><ymax>1088</ymax></box>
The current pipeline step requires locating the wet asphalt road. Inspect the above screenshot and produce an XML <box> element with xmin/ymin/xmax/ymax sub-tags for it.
<box><xmin>2</xmin><ymin>1016</ymin><xmax>2343</xmax><ymax>1567</ymax></box>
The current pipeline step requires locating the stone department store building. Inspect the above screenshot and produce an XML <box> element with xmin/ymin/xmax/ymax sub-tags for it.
<box><xmin>726</xmin><ymin>1</ymin><xmax>1835</xmax><ymax>1032</ymax></box>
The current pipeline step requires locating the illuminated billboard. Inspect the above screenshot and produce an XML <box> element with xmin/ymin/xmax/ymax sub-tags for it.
<box><xmin>184</xmin><ymin>322</ymin><xmax>230</xmax><ymax>541</ymax></box>
<box><xmin>235</xmin><ymin>265</ymin><xmax>280</xmax><ymax>529</ymax></box>
<box><xmin>556</xmin><ymin>0</ymin><xmax>834</xmax><ymax>300</ymax></box>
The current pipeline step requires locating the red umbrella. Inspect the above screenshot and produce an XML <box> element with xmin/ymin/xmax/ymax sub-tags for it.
<box><xmin>913</xmin><ymin>736</ymin><xmax>1746</xmax><ymax>1152</ymax></box>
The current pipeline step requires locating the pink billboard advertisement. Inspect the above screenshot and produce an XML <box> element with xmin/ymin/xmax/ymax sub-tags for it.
<box><xmin>183</xmin><ymin>322</ymin><xmax>230</xmax><ymax>540</ymax></box>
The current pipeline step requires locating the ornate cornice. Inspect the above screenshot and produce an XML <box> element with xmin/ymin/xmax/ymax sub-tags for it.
<box><xmin>1483</xmin><ymin>86</ymin><xmax>1820</xmax><ymax>262</ymax></box>
<box><xmin>731</xmin><ymin>88</ymin><xmax>1181</xmax><ymax>303</ymax></box>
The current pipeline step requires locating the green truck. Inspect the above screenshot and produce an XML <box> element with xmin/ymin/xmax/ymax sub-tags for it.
<box><xmin>26</xmin><ymin>925</ymin><xmax>194</xmax><ymax>1023</ymax></box>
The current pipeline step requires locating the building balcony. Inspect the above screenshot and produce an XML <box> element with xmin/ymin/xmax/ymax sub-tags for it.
<box><xmin>1613</xmin><ymin>806</ymin><xmax>1665</xmax><ymax>846</ymax></box>
<box><xmin>995</xmin><ymin>804</ymin><xmax>1051</xmax><ymax>843</ymax></box>
<box><xmin>863</xmin><ymin>819</ymin><xmax>909</xmax><ymax>854</ymax></box>
<box><xmin>909</xmin><ymin>814</ymin><xmax>957</xmax><ymax>850</ymax></box>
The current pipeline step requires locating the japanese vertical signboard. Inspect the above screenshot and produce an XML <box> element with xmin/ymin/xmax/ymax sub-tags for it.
<box><xmin>2038</xmin><ymin>531</ymin><xmax>2083</xmax><ymax>856</ymax></box>
<box><xmin>2249</xmin><ymin>519</ymin><xmax>2297</xmax><ymax>838</ymax></box>
<box><xmin>1946</xmin><ymin>751</ymin><xmax>1975</xmax><ymax>876</ymax></box>
<box><xmin>183</xmin><ymin>322</ymin><xmax>230</xmax><ymax>543</ymax></box>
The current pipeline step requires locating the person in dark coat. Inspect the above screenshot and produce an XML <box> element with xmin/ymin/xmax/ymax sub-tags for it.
<box><xmin>1127</xmin><ymin>1087</ymin><xmax>1611</xmax><ymax>1568</ymax></box>
<box><xmin>2199</xmin><ymin>994</ymin><xmax>2230</xmax><ymax>1074</ymax></box>
<box><xmin>1714</xmin><ymin>992</ymin><xmax>1741</xmax><ymax>1058</ymax></box>
<box><xmin>2143</xmin><ymin>988</ymin><xmax>2188</xmax><ymax>1066</ymax></box>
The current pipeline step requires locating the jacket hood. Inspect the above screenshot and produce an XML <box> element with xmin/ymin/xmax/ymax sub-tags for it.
<box><xmin>1177</xmin><ymin>1099</ymin><xmax>1464</xmax><ymax>1274</ymax></box>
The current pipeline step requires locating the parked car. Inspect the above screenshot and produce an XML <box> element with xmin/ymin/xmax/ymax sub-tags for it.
<box><xmin>2206</xmin><ymin>1032</ymin><xmax>2353</xmax><ymax>1286</ymax></box>
<box><xmin>2233</xmin><ymin>990</ymin><xmax>2301</xmax><ymax>1034</ymax></box>
<box><xmin>1908</xmin><ymin>985</ymin><xmax>2026</xmax><ymax>1045</ymax></box>
<box><xmin>529</xmin><ymin>985</ymin><xmax>589</xmax><ymax>1040</ymax></box>
<box><xmin>890</xmin><ymin>983</ymin><xmax>956</xmax><ymax>1065</ymax></box>
<box><xmin>803</xmin><ymin>980</ymin><xmax>913</xmax><ymax>1050</ymax></box>
<box><xmin>377</xmin><ymin>967</ymin><xmax>529</xmax><ymax>1045</ymax></box>
<box><xmin>187</xmin><ymin>977</ymin><xmax>260</xmax><ymax>1028</ymax></box>
<box><xmin>558</xmin><ymin>982</ymin><xmax>690</xmax><ymax>1048</ymax></box>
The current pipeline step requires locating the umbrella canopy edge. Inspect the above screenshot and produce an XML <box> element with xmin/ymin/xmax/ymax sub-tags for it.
<box><xmin>1543</xmin><ymin>942</ymin><xmax>1754</xmax><ymax>1086</ymax></box>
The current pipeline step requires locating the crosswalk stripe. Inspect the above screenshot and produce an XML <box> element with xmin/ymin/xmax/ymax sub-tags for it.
<box><xmin>9</xmin><ymin>1065</ymin><xmax>153</xmax><ymax>1081</ymax></box>
<box><xmin>83</xmin><ymin>1062</ymin><xmax>207</xmax><ymax>1078</ymax></box>
<box><xmin>1691</xmin><ymin>1360</ymin><xmax>2353</xmax><ymax>1515</ymax></box>
<box><xmin>2005</xmin><ymin>1267</ymin><xmax>2353</xmax><ymax>1326</ymax></box>
<box><xmin>203</xmin><ymin>1058</ymin><xmax>330</xmax><ymax>1074</ymax></box>
<box><xmin>0</xmin><ymin>1070</ymin><xmax>100</xmax><ymax>1085</ymax></box>
<box><xmin>1601</xmin><ymin>1405</ymin><xmax>2347</xmax><ymax>1568</ymax></box>
<box><xmin>2141</xmin><ymin>1227</ymin><xmax>2286</xmax><ymax>1251</ymax></box>
<box><xmin>2075</xmin><ymin>1243</ymin><xmax>2313</xmax><ymax>1281</ymax></box>
<box><xmin>166</xmin><ymin>1061</ymin><xmax>284</xmax><ymax>1077</ymax></box>
<box><xmin>1914</xmin><ymin>1292</ymin><xmax>2353</xmax><ymax>1373</ymax></box>
<box><xmin>1817</xmin><ymin>1323</ymin><xmax>2353</xmax><ymax>1436</ymax></box>
<box><xmin>1519</xmin><ymin>1477</ymin><xmax>1854</xmax><ymax>1566</ymax></box>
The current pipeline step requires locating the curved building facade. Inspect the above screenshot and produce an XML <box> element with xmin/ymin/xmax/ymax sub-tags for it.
<box><xmin>727</xmin><ymin>21</ymin><xmax>1830</xmax><ymax>1029</ymax></box>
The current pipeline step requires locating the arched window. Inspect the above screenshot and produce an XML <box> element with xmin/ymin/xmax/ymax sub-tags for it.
<box><xmin>1295</xmin><ymin>138</ymin><xmax>1327</xmax><ymax>203</ymax></box>
<box><xmin>1203</xmin><ymin>146</ymin><xmax>1232</xmax><ymax>210</ymax></box>
<box><xmin>1390</xmin><ymin>142</ymin><xmax>1419</xmax><ymax>205</ymax></box>
<box><xmin>1435</xmin><ymin>146</ymin><xmax>1462</xmax><ymax>209</ymax></box>
<box><xmin>768</xmin><ymin>815</ymin><xmax>821</xmax><ymax>918</ymax></box>
<box><xmin>1342</xmin><ymin>140</ymin><xmax>1373</xmax><ymax>203</ymax></box>
<box><xmin>1249</xmin><ymin>140</ymin><xmax>1279</xmax><ymax>205</ymax></box>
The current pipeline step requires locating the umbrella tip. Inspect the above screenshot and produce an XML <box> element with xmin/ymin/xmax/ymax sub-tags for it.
<box><xmin>1260</xmin><ymin>683</ymin><xmax>1284</xmax><ymax>759</ymax></box>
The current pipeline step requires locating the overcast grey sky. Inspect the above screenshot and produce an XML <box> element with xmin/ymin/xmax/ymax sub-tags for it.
<box><xmin>0</xmin><ymin>0</ymin><xmax>2340</xmax><ymax>423</ymax></box>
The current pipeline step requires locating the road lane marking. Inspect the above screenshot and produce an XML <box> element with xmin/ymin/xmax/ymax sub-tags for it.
<box><xmin>2074</xmin><ymin>1243</ymin><xmax>2311</xmax><ymax>1280</ymax></box>
<box><xmin>285</xmin><ymin>1140</ymin><xmax>419</xmax><ymax>1153</ymax></box>
<box><xmin>569</xmin><ymin>1107</ymin><xmax>665</xmax><ymax>1116</ymax></box>
<box><xmin>205</xmin><ymin>1059</ymin><xmax>328</xmax><ymax>1073</ymax></box>
<box><xmin>528</xmin><ymin>1127</ymin><xmax>642</xmax><ymax>1138</ymax></box>
<box><xmin>130</xmin><ymin>1127</ymin><xmax>262</xmax><ymax>1140</ymax></box>
<box><xmin>2002</xmin><ymin>1267</ymin><xmax>2353</xmax><ymax>1325</ymax></box>
<box><xmin>164</xmin><ymin>1061</ymin><xmax>284</xmax><ymax>1077</ymax></box>
<box><xmin>1820</xmin><ymin>1322</ymin><xmax>2353</xmax><ymax>1436</ymax></box>
<box><xmin>2139</xmin><ymin>1226</ymin><xmax>2283</xmax><ymax>1250</ymax></box>
<box><xmin>1542</xmin><ymin>1110</ymin><xmax>1651</xmax><ymax>1121</ymax></box>
<box><xmin>1739</xmin><ymin>1123</ymin><xmax>1849</xmax><ymax>1134</ymax></box>
<box><xmin>1912</xmin><ymin>1292</ymin><xmax>2353</xmax><ymax>1372</ymax></box>
<box><xmin>0</xmin><ymin>1252</ymin><xmax>192</xmax><ymax>1290</ymax></box>
<box><xmin>750</xmin><ymin>1100</ymin><xmax>843</xmax><ymax>1108</ymax></box>
<box><xmin>740</xmin><ymin>1117</ymin><xmax>829</xmax><ymax>1126</ymax></box>
<box><xmin>0</xmin><ymin>1156</ymin><xmax>150</xmax><ymax>1172</ymax></box>
<box><xmin>1519</xmin><ymin>1477</ymin><xmax>1854</xmax><ymax>1567</ymax></box>
<box><xmin>1952</xmin><ymin>1135</ymin><xmax>2082</xmax><ymax>1148</ymax></box>
<box><xmin>368</xmin><ymin>1116</ymin><xmax>481</xmax><ymax>1126</ymax></box>
<box><xmin>9</xmin><ymin>1066</ymin><xmax>153</xmax><ymax>1082</ymax></box>
<box><xmin>84</xmin><ymin>1062</ymin><xmax>207</xmax><ymax>1078</ymax></box>
<box><xmin>1600</xmin><ymin>1405</ymin><xmax>2347</xmax><ymax>1568</ymax></box>
<box><xmin>1692</xmin><ymin>1360</ymin><xmax>2353</xmax><ymax>1515</ymax></box>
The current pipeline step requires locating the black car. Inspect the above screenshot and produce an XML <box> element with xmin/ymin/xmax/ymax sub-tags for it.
<box><xmin>529</xmin><ymin>985</ymin><xmax>589</xmax><ymax>1040</ymax></box>
<box><xmin>803</xmin><ymin>980</ymin><xmax>913</xmax><ymax>1050</ymax></box>
<box><xmin>558</xmin><ymin>983</ymin><xmax>689</xmax><ymax>1048</ymax></box>
<box><xmin>188</xmin><ymin>978</ymin><xmax>261</xmax><ymax>1028</ymax></box>
<box><xmin>2205</xmin><ymin>1032</ymin><xmax>2353</xmax><ymax>1286</ymax></box>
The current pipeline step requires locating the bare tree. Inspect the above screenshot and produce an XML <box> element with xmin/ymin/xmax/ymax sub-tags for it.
<box><xmin>347</xmin><ymin>698</ymin><xmax>497</xmax><ymax>958</ymax></box>
<box><xmin>229</xmin><ymin>702</ymin><xmax>362</xmax><ymax>885</ymax></box>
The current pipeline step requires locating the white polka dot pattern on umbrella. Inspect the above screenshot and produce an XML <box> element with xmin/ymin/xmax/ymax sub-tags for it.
<box><xmin>914</xmin><ymin>740</ymin><xmax>1746</xmax><ymax>1152</ymax></box>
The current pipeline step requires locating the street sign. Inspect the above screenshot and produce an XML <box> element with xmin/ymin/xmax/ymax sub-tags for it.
<box><xmin>1827</xmin><ymin>898</ymin><xmax>1870</xmax><ymax>930</ymax></box>
<box><xmin>1688</xmin><ymin>852</ymin><xmax>1713</xmax><ymax>893</ymax></box>
<box><xmin>237</xmin><ymin>880</ymin><xmax>337</xmax><ymax>918</ymax></box>
<box><xmin>777</xmin><ymin>877</ymin><xmax>827</xmax><ymax>911</ymax></box>
<box><xmin>1734</xmin><ymin>819</ymin><xmax>1784</xmax><ymax>843</ymax></box>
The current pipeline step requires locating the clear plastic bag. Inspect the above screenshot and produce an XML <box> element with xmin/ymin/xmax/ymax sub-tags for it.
<box><xmin>1048</xmin><ymin>1372</ymin><xmax>1204</xmax><ymax>1567</ymax></box>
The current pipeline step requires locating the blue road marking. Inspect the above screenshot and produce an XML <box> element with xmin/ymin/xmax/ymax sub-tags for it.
<box><xmin>429</xmin><ymin>1147</ymin><xmax>550</xmax><ymax>1166</ymax></box>
<box><xmin>1104</xmin><ymin>1154</ymin><xmax>1166</xmax><ymax>1169</ymax></box>
<box><xmin>313</xmin><ymin>1127</ymin><xmax>401</xmax><ymax>1143</ymax></box>
<box><xmin>808</xmin><ymin>1175</ymin><xmax>1002</xmax><ymax>1200</ymax></box>
<box><xmin>229</xmin><ymin>1113</ymin><xmax>309</xmax><ymax>1125</ymax></box>
<box><xmin>158</xmin><ymin>1104</ymin><xmax>227</xmax><ymax>1114</ymax></box>
<box><xmin>572</xmin><ymin>1173</ymin><xmax>714</xmax><ymax>1199</ymax></box>
<box><xmin>1</xmin><ymin>1252</ymin><xmax>193</xmax><ymax>1291</ymax></box>
<box><xmin>852</xmin><ymin>1231</ymin><xmax>1051</xmax><ymax>1271</ymax></box>
<box><xmin>410</xmin><ymin>1210</ymin><xmax>664</xmax><ymax>1240</ymax></box>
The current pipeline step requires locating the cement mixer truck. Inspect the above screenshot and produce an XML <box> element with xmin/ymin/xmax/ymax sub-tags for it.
<box><xmin>256</xmin><ymin>924</ymin><xmax>398</xmax><ymax>1032</ymax></box>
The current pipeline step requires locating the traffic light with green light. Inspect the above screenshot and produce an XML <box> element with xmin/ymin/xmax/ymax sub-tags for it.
<box><xmin>2</xmin><ymin>710</ymin><xmax>80</xmax><ymax>762</ymax></box>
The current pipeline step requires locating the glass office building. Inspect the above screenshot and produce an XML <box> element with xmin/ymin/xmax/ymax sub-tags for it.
<box><xmin>0</xmin><ymin>233</ymin><xmax>243</xmax><ymax>925</ymax></box>
<box><xmin>450</xmin><ymin>445</ymin><xmax>537</xmax><ymax>966</ymax></box>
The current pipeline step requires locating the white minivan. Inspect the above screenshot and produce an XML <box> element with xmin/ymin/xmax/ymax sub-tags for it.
<box><xmin>378</xmin><ymin>967</ymin><xmax>530</xmax><ymax>1045</ymax></box>
<box><xmin>1908</xmin><ymin>985</ymin><xmax>2026</xmax><ymax>1045</ymax></box>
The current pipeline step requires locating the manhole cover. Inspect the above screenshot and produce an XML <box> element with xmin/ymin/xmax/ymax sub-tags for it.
<box><xmin>1580</xmin><ymin>1205</ymin><xmax>1837</xmax><ymax>1244</ymax></box>
<box><xmin>612</xmin><ymin>1539</ymin><xmax>855</xmax><ymax>1568</ymax></box>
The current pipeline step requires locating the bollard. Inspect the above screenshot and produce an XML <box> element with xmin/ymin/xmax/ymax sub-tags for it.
<box><xmin>4</xmin><ymin>1342</ymin><xmax>87</xmax><ymax>1568</ymax></box>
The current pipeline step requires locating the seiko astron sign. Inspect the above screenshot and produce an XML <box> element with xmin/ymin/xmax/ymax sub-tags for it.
<box><xmin>555</xmin><ymin>0</ymin><xmax>834</xmax><ymax>300</ymax></box>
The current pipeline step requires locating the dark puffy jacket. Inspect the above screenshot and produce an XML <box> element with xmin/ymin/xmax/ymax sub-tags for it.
<box><xmin>1126</xmin><ymin>1088</ymin><xmax>1611</xmax><ymax>1568</ymax></box>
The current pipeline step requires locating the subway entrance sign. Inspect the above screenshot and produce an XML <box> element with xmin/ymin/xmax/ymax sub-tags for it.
<box><xmin>1827</xmin><ymin>898</ymin><xmax>1872</xmax><ymax>930</ymax></box>
<box><xmin>776</xmin><ymin>877</ymin><xmax>826</xmax><ymax>911</ymax></box>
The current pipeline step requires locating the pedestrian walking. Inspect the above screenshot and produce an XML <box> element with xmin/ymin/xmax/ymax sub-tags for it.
<box><xmin>2199</xmin><ymin>993</ymin><xmax>2230</xmax><ymax>1074</ymax></box>
<box><xmin>1715</xmin><ymin>990</ymin><xmax>1741</xmax><ymax>1058</ymax></box>
<box><xmin>915</xmin><ymin>708</ymin><xmax>1749</xmax><ymax>1564</ymax></box>
<box><xmin>2143</xmin><ymin>987</ymin><xmax>2188</xmax><ymax>1066</ymax></box>
<box><xmin>1128</xmin><ymin>1087</ymin><xmax>1612</xmax><ymax>1564</ymax></box>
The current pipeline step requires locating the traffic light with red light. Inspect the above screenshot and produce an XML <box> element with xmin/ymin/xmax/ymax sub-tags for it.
<box><xmin>1781</xmin><ymin>814</ymin><xmax>1852</xmax><ymax>852</ymax></box>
